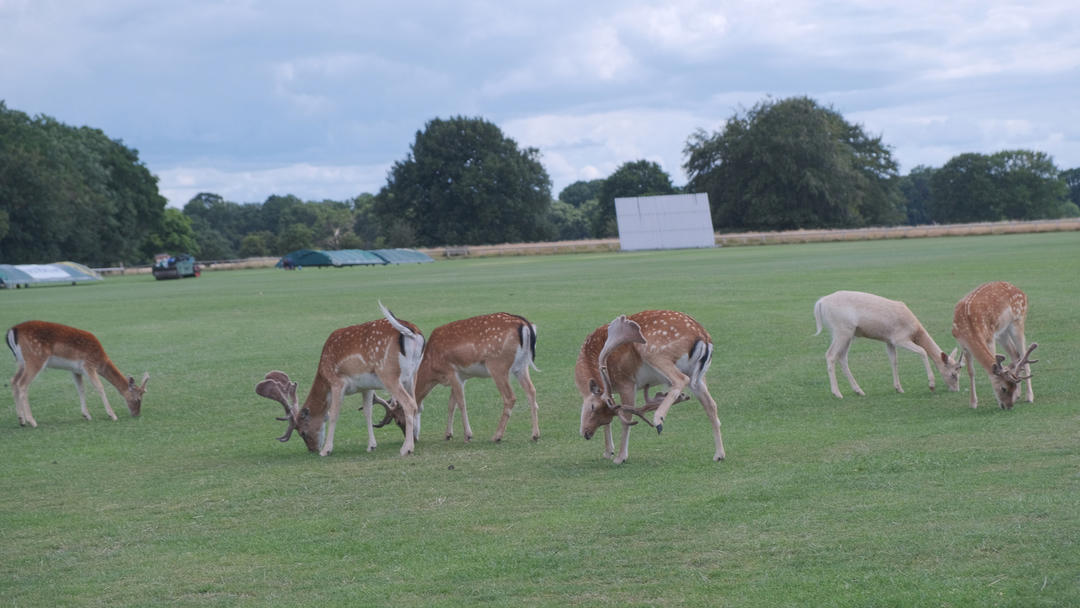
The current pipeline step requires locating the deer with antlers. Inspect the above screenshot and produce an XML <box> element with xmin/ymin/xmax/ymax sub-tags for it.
<box><xmin>952</xmin><ymin>281</ymin><xmax>1037</xmax><ymax>409</ymax></box>
<box><xmin>577</xmin><ymin>310</ymin><xmax>724</xmax><ymax>464</ymax></box>
<box><xmin>813</xmin><ymin>290</ymin><xmax>963</xmax><ymax>398</ymax></box>
<box><xmin>372</xmin><ymin>312</ymin><xmax>540</xmax><ymax>443</ymax></box>
<box><xmin>6</xmin><ymin>320</ymin><xmax>149</xmax><ymax>427</ymax></box>
<box><xmin>254</xmin><ymin>304</ymin><xmax>424</xmax><ymax>456</ymax></box>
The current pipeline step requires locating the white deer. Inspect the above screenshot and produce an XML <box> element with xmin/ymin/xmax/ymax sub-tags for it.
<box><xmin>813</xmin><ymin>291</ymin><xmax>962</xmax><ymax>398</ymax></box>
<box><xmin>952</xmin><ymin>281</ymin><xmax>1037</xmax><ymax>409</ymax></box>
<box><xmin>373</xmin><ymin>312</ymin><xmax>540</xmax><ymax>443</ymax></box>
<box><xmin>6</xmin><ymin>320</ymin><xmax>150</xmax><ymax>426</ymax></box>
<box><xmin>577</xmin><ymin>310</ymin><xmax>722</xmax><ymax>464</ymax></box>
<box><xmin>254</xmin><ymin>303</ymin><xmax>424</xmax><ymax>456</ymax></box>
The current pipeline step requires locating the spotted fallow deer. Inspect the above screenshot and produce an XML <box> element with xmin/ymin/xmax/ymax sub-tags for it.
<box><xmin>374</xmin><ymin>312</ymin><xmax>540</xmax><ymax>443</ymax></box>
<box><xmin>6</xmin><ymin>320</ymin><xmax>149</xmax><ymax>427</ymax></box>
<box><xmin>577</xmin><ymin>310</ymin><xmax>723</xmax><ymax>464</ymax></box>
<box><xmin>952</xmin><ymin>281</ymin><xmax>1037</xmax><ymax>409</ymax></box>
<box><xmin>254</xmin><ymin>303</ymin><xmax>424</xmax><ymax>456</ymax></box>
<box><xmin>814</xmin><ymin>291</ymin><xmax>963</xmax><ymax>399</ymax></box>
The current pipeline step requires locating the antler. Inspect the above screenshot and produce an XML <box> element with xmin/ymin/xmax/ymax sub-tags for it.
<box><xmin>1009</xmin><ymin>342</ymin><xmax>1039</xmax><ymax>381</ymax></box>
<box><xmin>597</xmin><ymin>315</ymin><xmax>646</xmax><ymax>398</ymax></box>
<box><xmin>255</xmin><ymin>371</ymin><xmax>299</xmax><ymax>442</ymax></box>
<box><xmin>366</xmin><ymin>394</ymin><xmax>406</xmax><ymax>434</ymax></box>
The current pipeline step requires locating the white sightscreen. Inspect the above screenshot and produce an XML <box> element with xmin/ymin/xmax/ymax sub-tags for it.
<box><xmin>614</xmin><ymin>193</ymin><xmax>715</xmax><ymax>251</ymax></box>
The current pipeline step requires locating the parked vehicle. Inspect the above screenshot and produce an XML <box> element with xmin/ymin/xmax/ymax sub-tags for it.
<box><xmin>152</xmin><ymin>254</ymin><xmax>199</xmax><ymax>280</ymax></box>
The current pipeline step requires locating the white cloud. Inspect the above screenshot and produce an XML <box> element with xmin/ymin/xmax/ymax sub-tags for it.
<box><xmin>157</xmin><ymin>162</ymin><xmax>391</xmax><ymax>208</ymax></box>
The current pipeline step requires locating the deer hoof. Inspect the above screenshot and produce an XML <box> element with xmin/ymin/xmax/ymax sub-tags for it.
<box><xmin>531</xmin><ymin>434</ymin><xmax>539</xmax><ymax>442</ymax></box>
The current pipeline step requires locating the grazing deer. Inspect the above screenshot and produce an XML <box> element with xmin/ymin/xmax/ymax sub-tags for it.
<box><xmin>577</xmin><ymin>310</ymin><xmax>724</xmax><ymax>464</ymax></box>
<box><xmin>814</xmin><ymin>291</ymin><xmax>963</xmax><ymax>398</ymax></box>
<box><xmin>6</xmin><ymin>320</ymin><xmax>149</xmax><ymax>427</ymax></box>
<box><xmin>375</xmin><ymin>313</ymin><xmax>540</xmax><ymax>443</ymax></box>
<box><xmin>952</xmin><ymin>281</ymin><xmax>1037</xmax><ymax>409</ymax></box>
<box><xmin>254</xmin><ymin>303</ymin><xmax>424</xmax><ymax>456</ymax></box>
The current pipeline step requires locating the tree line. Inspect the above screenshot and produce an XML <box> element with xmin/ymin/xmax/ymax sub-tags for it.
<box><xmin>2</xmin><ymin>99</ymin><xmax>1078</xmax><ymax>266</ymax></box>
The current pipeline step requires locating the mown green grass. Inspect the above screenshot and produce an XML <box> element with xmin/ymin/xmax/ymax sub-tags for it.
<box><xmin>2</xmin><ymin>232</ymin><xmax>1078</xmax><ymax>607</ymax></box>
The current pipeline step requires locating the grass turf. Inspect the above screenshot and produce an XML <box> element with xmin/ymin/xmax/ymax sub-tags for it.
<box><xmin>1</xmin><ymin>231</ymin><xmax>1078</xmax><ymax>607</ymax></box>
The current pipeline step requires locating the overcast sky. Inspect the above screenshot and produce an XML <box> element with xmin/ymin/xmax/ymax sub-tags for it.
<box><xmin>3</xmin><ymin>1</ymin><xmax>1078</xmax><ymax>208</ymax></box>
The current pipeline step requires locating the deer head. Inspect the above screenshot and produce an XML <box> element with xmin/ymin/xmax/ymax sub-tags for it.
<box><xmin>124</xmin><ymin>372</ymin><xmax>151</xmax><ymax>416</ymax></box>
<box><xmin>940</xmin><ymin>348</ymin><xmax>963</xmax><ymax>392</ymax></box>
<box><xmin>255</xmin><ymin>370</ymin><xmax>319</xmax><ymax>449</ymax></box>
<box><xmin>989</xmin><ymin>343</ymin><xmax>1038</xmax><ymax>409</ymax></box>
<box><xmin>368</xmin><ymin>394</ymin><xmax>408</xmax><ymax>435</ymax></box>
<box><xmin>579</xmin><ymin>315</ymin><xmax>656</xmax><ymax>439</ymax></box>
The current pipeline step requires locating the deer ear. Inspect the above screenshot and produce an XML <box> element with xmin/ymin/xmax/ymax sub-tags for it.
<box><xmin>589</xmin><ymin>378</ymin><xmax>603</xmax><ymax>396</ymax></box>
<box><xmin>127</xmin><ymin>376</ymin><xmax>136</xmax><ymax>390</ymax></box>
<box><xmin>940</xmin><ymin>351</ymin><xmax>948</xmax><ymax>364</ymax></box>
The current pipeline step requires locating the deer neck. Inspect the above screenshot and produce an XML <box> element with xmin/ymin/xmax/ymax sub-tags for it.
<box><xmin>302</xmin><ymin>374</ymin><xmax>333</xmax><ymax>417</ymax></box>
<box><xmin>911</xmin><ymin>325</ymin><xmax>947</xmax><ymax>372</ymax></box>
<box><xmin>99</xmin><ymin>358</ymin><xmax>133</xmax><ymax>396</ymax></box>
<box><xmin>412</xmin><ymin>355</ymin><xmax>441</xmax><ymax>404</ymax></box>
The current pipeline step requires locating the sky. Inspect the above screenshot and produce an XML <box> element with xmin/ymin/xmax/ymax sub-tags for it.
<box><xmin>2</xmin><ymin>1</ymin><xmax>1079</xmax><ymax>209</ymax></box>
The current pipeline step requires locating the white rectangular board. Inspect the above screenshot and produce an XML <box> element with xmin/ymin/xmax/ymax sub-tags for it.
<box><xmin>614</xmin><ymin>193</ymin><xmax>715</xmax><ymax>251</ymax></box>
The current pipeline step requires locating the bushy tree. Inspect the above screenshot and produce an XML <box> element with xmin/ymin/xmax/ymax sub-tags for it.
<box><xmin>593</xmin><ymin>160</ymin><xmax>676</xmax><ymax>237</ymax></box>
<box><xmin>559</xmin><ymin>179</ymin><xmax>604</xmax><ymax>207</ymax></box>
<box><xmin>929</xmin><ymin>150</ymin><xmax>1068</xmax><ymax>222</ymax></box>
<box><xmin>684</xmin><ymin>96</ymin><xmax>904</xmax><ymax>231</ymax></box>
<box><xmin>0</xmin><ymin>102</ymin><xmax>166</xmax><ymax>265</ymax></box>
<box><xmin>373</xmin><ymin>116</ymin><xmax>554</xmax><ymax>246</ymax></box>
<box><xmin>898</xmin><ymin>166</ymin><xmax>936</xmax><ymax>225</ymax></box>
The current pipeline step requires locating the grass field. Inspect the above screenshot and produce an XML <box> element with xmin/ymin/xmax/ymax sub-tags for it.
<box><xmin>2</xmin><ymin>232</ymin><xmax>1078</xmax><ymax>607</ymax></box>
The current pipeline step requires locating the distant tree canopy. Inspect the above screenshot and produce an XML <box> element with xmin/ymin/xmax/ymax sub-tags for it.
<box><xmin>3</xmin><ymin>99</ymin><xmax>1075</xmax><ymax>267</ymax></box>
<box><xmin>373</xmin><ymin>116</ymin><xmax>554</xmax><ymax>246</ymax></box>
<box><xmin>0</xmin><ymin>101</ymin><xmax>166</xmax><ymax>265</ymax></box>
<box><xmin>928</xmin><ymin>151</ymin><xmax>1072</xmax><ymax>223</ymax></box>
<box><xmin>593</xmin><ymin>160</ymin><xmax>677</xmax><ymax>237</ymax></box>
<box><xmin>684</xmin><ymin>96</ymin><xmax>905</xmax><ymax>231</ymax></box>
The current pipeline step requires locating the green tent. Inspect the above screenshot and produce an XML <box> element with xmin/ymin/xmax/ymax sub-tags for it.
<box><xmin>371</xmin><ymin>249</ymin><xmax>434</xmax><ymax>264</ymax></box>
<box><xmin>276</xmin><ymin>249</ymin><xmax>386</xmax><ymax>268</ymax></box>
<box><xmin>276</xmin><ymin>249</ymin><xmax>434</xmax><ymax>268</ymax></box>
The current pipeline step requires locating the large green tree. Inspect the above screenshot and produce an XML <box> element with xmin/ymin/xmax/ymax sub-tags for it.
<box><xmin>928</xmin><ymin>150</ymin><xmax>1069</xmax><ymax>222</ymax></box>
<box><xmin>684</xmin><ymin>96</ymin><xmax>905</xmax><ymax>231</ymax></box>
<box><xmin>0</xmin><ymin>101</ymin><xmax>166</xmax><ymax>265</ymax></box>
<box><xmin>593</xmin><ymin>160</ymin><xmax>677</xmax><ymax>237</ymax></box>
<box><xmin>373</xmin><ymin>116</ymin><xmax>554</xmax><ymax>246</ymax></box>
<box><xmin>897</xmin><ymin>165</ymin><xmax>936</xmax><ymax>225</ymax></box>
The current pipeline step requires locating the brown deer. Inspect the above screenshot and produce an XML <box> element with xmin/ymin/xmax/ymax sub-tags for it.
<box><xmin>254</xmin><ymin>303</ymin><xmax>424</xmax><ymax>456</ymax></box>
<box><xmin>577</xmin><ymin>310</ymin><xmax>724</xmax><ymax>464</ymax></box>
<box><xmin>384</xmin><ymin>312</ymin><xmax>540</xmax><ymax>443</ymax></box>
<box><xmin>952</xmin><ymin>281</ymin><xmax>1037</xmax><ymax>409</ymax></box>
<box><xmin>813</xmin><ymin>290</ymin><xmax>963</xmax><ymax>398</ymax></box>
<box><xmin>6</xmin><ymin>320</ymin><xmax>149</xmax><ymax>427</ymax></box>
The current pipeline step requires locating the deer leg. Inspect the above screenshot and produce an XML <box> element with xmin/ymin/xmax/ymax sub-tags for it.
<box><xmin>613</xmin><ymin>388</ymin><xmax>636</xmax><ymax>464</ymax></box>
<box><xmin>602</xmin><ymin>424</ymin><xmax>615</xmax><ymax>460</ymax></box>
<box><xmin>644</xmin><ymin>361</ymin><xmax>690</xmax><ymax>432</ymax></box>
<box><xmin>885</xmin><ymin>343</ymin><xmax>904</xmax><ymax>393</ymax></box>
<box><xmin>966</xmin><ymin>346</ymin><xmax>980</xmax><ymax>408</ymax></box>
<box><xmin>897</xmin><ymin>339</ymin><xmax>934</xmax><ymax>392</ymax></box>
<box><xmin>514</xmin><ymin>367</ymin><xmax>540</xmax><ymax>441</ymax></box>
<box><xmin>490</xmin><ymin>368</ymin><xmax>517</xmax><ymax>443</ymax></box>
<box><xmin>12</xmin><ymin>366</ymin><xmax>26</xmax><ymax>426</ymax></box>
<box><xmin>691</xmin><ymin>381</ymin><xmax>725</xmax><ymax>462</ymax></box>
<box><xmin>72</xmin><ymin>372</ymin><xmax>92</xmax><ymax>419</ymax></box>
<box><xmin>837</xmin><ymin>338</ymin><xmax>865</xmax><ymax>396</ymax></box>
<box><xmin>448</xmin><ymin>376</ymin><xmax>473</xmax><ymax>442</ymax></box>
<box><xmin>613</xmin><ymin>419</ymin><xmax>633</xmax><ymax>464</ymax></box>
<box><xmin>385</xmin><ymin>382</ymin><xmax>418</xmax><ymax>456</ymax></box>
<box><xmin>825</xmin><ymin>334</ymin><xmax>850</xmax><ymax>398</ymax></box>
<box><xmin>86</xmin><ymin>371</ymin><xmax>118</xmax><ymax>421</ymax></box>
<box><xmin>361</xmin><ymin>390</ymin><xmax>378</xmax><ymax>452</ymax></box>
<box><xmin>320</xmin><ymin>384</ymin><xmax>345</xmax><ymax>456</ymax></box>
